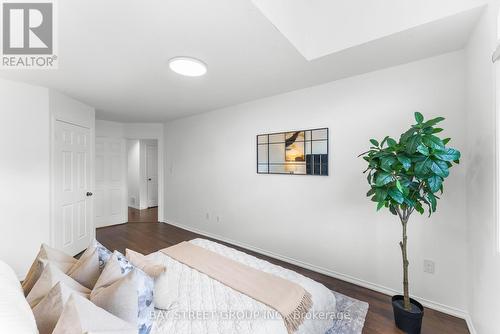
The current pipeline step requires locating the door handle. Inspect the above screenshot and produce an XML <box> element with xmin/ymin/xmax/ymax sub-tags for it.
<box><xmin>86</xmin><ymin>192</ymin><xmax>93</xmax><ymax>197</ymax></box>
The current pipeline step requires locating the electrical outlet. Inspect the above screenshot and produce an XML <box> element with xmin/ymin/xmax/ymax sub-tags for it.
<box><xmin>424</xmin><ymin>260</ymin><xmax>435</xmax><ymax>274</ymax></box>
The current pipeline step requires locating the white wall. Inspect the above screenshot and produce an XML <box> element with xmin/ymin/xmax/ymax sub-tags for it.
<box><xmin>465</xmin><ymin>3</ymin><xmax>500</xmax><ymax>333</ymax></box>
<box><xmin>0</xmin><ymin>79</ymin><xmax>96</xmax><ymax>278</ymax></box>
<box><xmin>164</xmin><ymin>51</ymin><xmax>469</xmax><ymax>314</ymax></box>
<box><xmin>127</xmin><ymin>140</ymin><xmax>141</xmax><ymax>209</ymax></box>
<box><xmin>0</xmin><ymin>79</ymin><xmax>50</xmax><ymax>278</ymax></box>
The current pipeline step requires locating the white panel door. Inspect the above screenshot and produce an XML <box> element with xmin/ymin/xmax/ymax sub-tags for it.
<box><xmin>146</xmin><ymin>144</ymin><xmax>158</xmax><ymax>208</ymax></box>
<box><xmin>54</xmin><ymin>121</ymin><xmax>92</xmax><ymax>255</ymax></box>
<box><xmin>95</xmin><ymin>137</ymin><xmax>127</xmax><ymax>227</ymax></box>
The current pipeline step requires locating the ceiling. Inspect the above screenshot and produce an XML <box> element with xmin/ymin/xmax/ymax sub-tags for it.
<box><xmin>252</xmin><ymin>0</ymin><xmax>486</xmax><ymax>60</ymax></box>
<box><xmin>0</xmin><ymin>0</ymin><xmax>485</xmax><ymax>122</ymax></box>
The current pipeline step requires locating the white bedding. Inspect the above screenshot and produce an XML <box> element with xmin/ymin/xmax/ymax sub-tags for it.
<box><xmin>149</xmin><ymin>239</ymin><xmax>336</xmax><ymax>334</ymax></box>
<box><xmin>0</xmin><ymin>260</ymin><xmax>38</xmax><ymax>334</ymax></box>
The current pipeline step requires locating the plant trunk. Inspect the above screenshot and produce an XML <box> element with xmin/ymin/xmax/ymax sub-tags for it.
<box><xmin>399</xmin><ymin>217</ymin><xmax>411</xmax><ymax>311</ymax></box>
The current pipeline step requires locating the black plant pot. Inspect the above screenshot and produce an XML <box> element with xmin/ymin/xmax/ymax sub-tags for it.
<box><xmin>392</xmin><ymin>295</ymin><xmax>424</xmax><ymax>334</ymax></box>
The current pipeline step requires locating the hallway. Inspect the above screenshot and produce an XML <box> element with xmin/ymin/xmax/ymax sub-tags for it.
<box><xmin>128</xmin><ymin>207</ymin><xmax>158</xmax><ymax>223</ymax></box>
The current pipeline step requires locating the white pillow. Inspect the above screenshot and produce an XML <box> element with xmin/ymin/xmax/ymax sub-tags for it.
<box><xmin>0</xmin><ymin>260</ymin><xmax>38</xmax><ymax>334</ymax></box>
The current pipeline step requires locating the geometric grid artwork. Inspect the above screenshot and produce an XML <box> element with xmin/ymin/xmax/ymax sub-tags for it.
<box><xmin>257</xmin><ymin>128</ymin><xmax>328</xmax><ymax>175</ymax></box>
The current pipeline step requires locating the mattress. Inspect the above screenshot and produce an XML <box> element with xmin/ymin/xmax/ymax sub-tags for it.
<box><xmin>149</xmin><ymin>239</ymin><xmax>337</xmax><ymax>334</ymax></box>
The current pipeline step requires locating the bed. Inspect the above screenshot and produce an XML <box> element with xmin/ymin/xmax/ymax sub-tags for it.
<box><xmin>148</xmin><ymin>239</ymin><xmax>338</xmax><ymax>334</ymax></box>
<box><xmin>0</xmin><ymin>239</ymin><xmax>340</xmax><ymax>334</ymax></box>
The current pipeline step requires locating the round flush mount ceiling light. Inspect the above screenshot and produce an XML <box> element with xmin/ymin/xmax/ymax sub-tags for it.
<box><xmin>168</xmin><ymin>57</ymin><xmax>207</xmax><ymax>77</ymax></box>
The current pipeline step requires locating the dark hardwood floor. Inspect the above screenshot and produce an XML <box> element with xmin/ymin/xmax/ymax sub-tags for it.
<box><xmin>96</xmin><ymin>222</ymin><xmax>469</xmax><ymax>334</ymax></box>
<box><xmin>128</xmin><ymin>207</ymin><xmax>158</xmax><ymax>223</ymax></box>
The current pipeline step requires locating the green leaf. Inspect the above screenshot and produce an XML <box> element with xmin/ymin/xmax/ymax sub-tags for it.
<box><xmin>388</xmin><ymin>188</ymin><xmax>404</xmax><ymax>204</ymax></box>
<box><xmin>386</xmin><ymin>138</ymin><xmax>398</xmax><ymax>147</ymax></box>
<box><xmin>380</xmin><ymin>136</ymin><xmax>389</xmax><ymax>147</ymax></box>
<box><xmin>389</xmin><ymin>205</ymin><xmax>398</xmax><ymax>216</ymax></box>
<box><xmin>366</xmin><ymin>171</ymin><xmax>372</xmax><ymax>184</ymax></box>
<box><xmin>424</xmin><ymin>117</ymin><xmax>445</xmax><ymax>128</ymax></box>
<box><xmin>413</xmin><ymin>201</ymin><xmax>424</xmax><ymax>214</ymax></box>
<box><xmin>380</xmin><ymin>156</ymin><xmax>397</xmax><ymax>172</ymax></box>
<box><xmin>432</xmin><ymin>128</ymin><xmax>443</xmax><ymax>134</ymax></box>
<box><xmin>427</xmin><ymin>192</ymin><xmax>437</xmax><ymax>213</ymax></box>
<box><xmin>430</xmin><ymin>159</ymin><xmax>449</xmax><ymax>178</ymax></box>
<box><xmin>375</xmin><ymin>188</ymin><xmax>388</xmax><ymax>202</ymax></box>
<box><xmin>370</xmin><ymin>139</ymin><xmax>379</xmax><ymax>147</ymax></box>
<box><xmin>442</xmin><ymin>138</ymin><xmax>451</xmax><ymax>145</ymax></box>
<box><xmin>406</xmin><ymin>135</ymin><xmax>422</xmax><ymax>154</ymax></box>
<box><xmin>397</xmin><ymin>155</ymin><xmax>411</xmax><ymax>171</ymax></box>
<box><xmin>414</xmin><ymin>112</ymin><xmax>424</xmax><ymax>123</ymax></box>
<box><xmin>400</xmin><ymin>128</ymin><xmax>417</xmax><ymax>144</ymax></box>
<box><xmin>427</xmin><ymin>175</ymin><xmax>443</xmax><ymax>193</ymax></box>
<box><xmin>434</xmin><ymin>148</ymin><xmax>461</xmax><ymax>162</ymax></box>
<box><xmin>366</xmin><ymin>188</ymin><xmax>376</xmax><ymax>197</ymax></box>
<box><xmin>396</xmin><ymin>180</ymin><xmax>403</xmax><ymax>193</ymax></box>
<box><xmin>416</xmin><ymin>144</ymin><xmax>430</xmax><ymax>156</ymax></box>
<box><xmin>401</xmin><ymin>183</ymin><xmax>410</xmax><ymax>197</ymax></box>
<box><xmin>367</xmin><ymin>171</ymin><xmax>373</xmax><ymax>184</ymax></box>
<box><xmin>404</xmin><ymin>198</ymin><xmax>415</xmax><ymax>207</ymax></box>
<box><xmin>415</xmin><ymin>159</ymin><xmax>432</xmax><ymax>178</ymax></box>
<box><xmin>376</xmin><ymin>201</ymin><xmax>385</xmax><ymax>211</ymax></box>
<box><xmin>375</xmin><ymin>172</ymin><xmax>393</xmax><ymax>187</ymax></box>
<box><xmin>422</xmin><ymin>135</ymin><xmax>445</xmax><ymax>150</ymax></box>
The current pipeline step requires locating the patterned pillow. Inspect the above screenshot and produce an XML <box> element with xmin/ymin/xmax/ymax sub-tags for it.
<box><xmin>92</xmin><ymin>239</ymin><xmax>112</xmax><ymax>270</ymax></box>
<box><xmin>113</xmin><ymin>251</ymin><xmax>154</xmax><ymax>334</ymax></box>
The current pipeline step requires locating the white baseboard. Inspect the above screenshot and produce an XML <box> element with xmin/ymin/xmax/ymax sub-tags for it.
<box><xmin>464</xmin><ymin>314</ymin><xmax>477</xmax><ymax>334</ymax></box>
<box><xmin>164</xmin><ymin>220</ymin><xmax>474</xmax><ymax>330</ymax></box>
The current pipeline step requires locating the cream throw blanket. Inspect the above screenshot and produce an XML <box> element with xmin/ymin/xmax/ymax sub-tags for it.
<box><xmin>161</xmin><ymin>241</ymin><xmax>313</xmax><ymax>334</ymax></box>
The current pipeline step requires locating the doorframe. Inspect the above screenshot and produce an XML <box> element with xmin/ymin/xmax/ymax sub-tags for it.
<box><xmin>49</xmin><ymin>91</ymin><xmax>96</xmax><ymax>249</ymax></box>
<box><xmin>125</xmin><ymin>135</ymin><xmax>164</xmax><ymax>222</ymax></box>
<box><xmin>145</xmin><ymin>142</ymin><xmax>158</xmax><ymax>208</ymax></box>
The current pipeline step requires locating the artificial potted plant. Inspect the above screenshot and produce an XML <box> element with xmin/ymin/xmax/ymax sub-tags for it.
<box><xmin>360</xmin><ymin>112</ymin><xmax>460</xmax><ymax>334</ymax></box>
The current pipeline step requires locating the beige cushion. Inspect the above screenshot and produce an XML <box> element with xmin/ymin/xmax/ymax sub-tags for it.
<box><xmin>52</xmin><ymin>294</ymin><xmax>136</xmax><ymax>334</ymax></box>
<box><xmin>126</xmin><ymin>248</ymin><xmax>166</xmax><ymax>278</ymax></box>
<box><xmin>26</xmin><ymin>262</ymin><xmax>91</xmax><ymax>308</ymax></box>
<box><xmin>67</xmin><ymin>246</ymin><xmax>101</xmax><ymax>289</ymax></box>
<box><xmin>90</xmin><ymin>254</ymin><xmax>138</xmax><ymax>325</ymax></box>
<box><xmin>32</xmin><ymin>282</ymin><xmax>89</xmax><ymax>334</ymax></box>
<box><xmin>22</xmin><ymin>244</ymin><xmax>77</xmax><ymax>296</ymax></box>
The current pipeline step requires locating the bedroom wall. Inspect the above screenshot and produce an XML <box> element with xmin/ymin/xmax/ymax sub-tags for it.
<box><xmin>464</xmin><ymin>3</ymin><xmax>500</xmax><ymax>333</ymax></box>
<box><xmin>164</xmin><ymin>51</ymin><xmax>469</xmax><ymax>314</ymax></box>
<box><xmin>0</xmin><ymin>79</ymin><xmax>50</xmax><ymax>278</ymax></box>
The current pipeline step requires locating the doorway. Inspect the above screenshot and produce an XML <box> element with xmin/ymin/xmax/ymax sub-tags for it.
<box><xmin>53</xmin><ymin>120</ymin><xmax>93</xmax><ymax>255</ymax></box>
<box><xmin>126</xmin><ymin>139</ymin><xmax>159</xmax><ymax>223</ymax></box>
